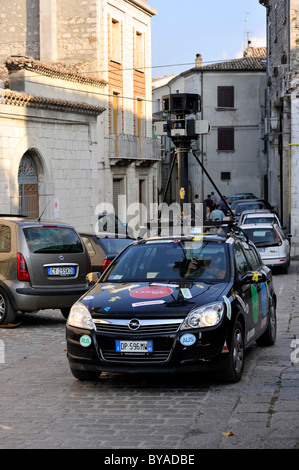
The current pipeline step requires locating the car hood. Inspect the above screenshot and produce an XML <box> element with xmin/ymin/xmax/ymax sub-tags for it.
<box><xmin>81</xmin><ymin>281</ymin><xmax>230</xmax><ymax>319</ymax></box>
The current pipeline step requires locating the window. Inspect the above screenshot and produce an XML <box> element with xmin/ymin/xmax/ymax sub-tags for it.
<box><xmin>221</xmin><ymin>172</ymin><xmax>231</xmax><ymax>181</ymax></box>
<box><xmin>135</xmin><ymin>31</ymin><xmax>144</xmax><ymax>70</ymax></box>
<box><xmin>218</xmin><ymin>128</ymin><xmax>234</xmax><ymax>151</ymax></box>
<box><xmin>111</xmin><ymin>19</ymin><xmax>121</xmax><ymax>62</ymax></box>
<box><xmin>234</xmin><ymin>242</ymin><xmax>250</xmax><ymax>276</ymax></box>
<box><xmin>217</xmin><ymin>86</ymin><xmax>234</xmax><ymax>108</ymax></box>
<box><xmin>243</xmin><ymin>245</ymin><xmax>261</xmax><ymax>271</ymax></box>
<box><xmin>0</xmin><ymin>225</ymin><xmax>11</xmax><ymax>252</ymax></box>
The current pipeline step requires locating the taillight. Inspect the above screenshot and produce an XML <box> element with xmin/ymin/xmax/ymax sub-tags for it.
<box><xmin>17</xmin><ymin>253</ymin><xmax>30</xmax><ymax>282</ymax></box>
<box><xmin>276</xmin><ymin>232</ymin><xmax>282</xmax><ymax>245</ymax></box>
<box><xmin>101</xmin><ymin>258</ymin><xmax>112</xmax><ymax>272</ymax></box>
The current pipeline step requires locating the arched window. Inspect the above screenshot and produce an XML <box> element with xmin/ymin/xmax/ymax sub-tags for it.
<box><xmin>18</xmin><ymin>153</ymin><xmax>39</xmax><ymax>218</ymax></box>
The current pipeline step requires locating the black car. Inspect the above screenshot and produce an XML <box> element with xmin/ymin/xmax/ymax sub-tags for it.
<box><xmin>80</xmin><ymin>232</ymin><xmax>134</xmax><ymax>273</ymax></box>
<box><xmin>66</xmin><ymin>227</ymin><xmax>277</xmax><ymax>383</ymax></box>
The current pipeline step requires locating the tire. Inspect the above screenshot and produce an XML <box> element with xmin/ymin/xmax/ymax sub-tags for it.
<box><xmin>256</xmin><ymin>302</ymin><xmax>276</xmax><ymax>347</ymax></box>
<box><xmin>219</xmin><ymin>320</ymin><xmax>244</xmax><ymax>383</ymax></box>
<box><xmin>0</xmin><ymin>289</ymin><xmax>18</xmax><ymax>325</ymax></box>
<box><xmin>61</xmin><ymin>308</ymin><xmax>70</xmax><ymax>319</ymax></box>
<box><xmin>70</xmin><ymin>368</ymin><xmax>101</xmax><ymax>381</ymax></box>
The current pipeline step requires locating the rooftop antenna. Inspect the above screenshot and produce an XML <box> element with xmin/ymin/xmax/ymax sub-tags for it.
<box><xmin>244</xmin><ymin>12</ymin><xmax>250</xmax><ymax>52</ymax></box>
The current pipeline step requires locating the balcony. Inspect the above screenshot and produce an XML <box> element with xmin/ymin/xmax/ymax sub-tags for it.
<box><xmin>109</xmin><ymin>134</ymin><xmax>162</xmax><ymax>166</ymax></box>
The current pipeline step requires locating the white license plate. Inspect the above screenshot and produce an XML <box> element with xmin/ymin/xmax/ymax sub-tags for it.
<box><xmin>115</xmin><ymin>340</ymin><xmax>153</xmax><ymax>353</ymax></box>
<box><xmin>48</xmin><ymin>267</ymin><xmax>75</xmax><ymax>276</ymax></box>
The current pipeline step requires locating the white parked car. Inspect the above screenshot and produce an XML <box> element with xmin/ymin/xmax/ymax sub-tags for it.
<box><xmin>238</xmin><ymin>209</ymin><xmax>282</xmax><ymax>227</ymax></box>
<box><xmin>240</xmin><ymin>223</ymin><xmax>292</xmax><ymax>274</ymax></box>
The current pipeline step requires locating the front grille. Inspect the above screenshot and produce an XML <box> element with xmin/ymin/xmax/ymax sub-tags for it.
<box><xmin>94</xmin><ymin>318</ymin><xmax>182</xmax><ymax>335</ymax></box>
<box><xmin>100</xmin><ymin>349</ymin><xmax>171</xmax><ymax>363</ymax></box>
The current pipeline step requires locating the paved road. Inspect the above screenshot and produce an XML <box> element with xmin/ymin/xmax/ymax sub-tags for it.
<box><xmin>0</xmin><ymin>263</ymin><xmax>298</xmax><ymax>451</ymax></box>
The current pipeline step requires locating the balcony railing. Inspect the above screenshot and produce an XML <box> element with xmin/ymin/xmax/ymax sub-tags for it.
<box><xmin>109</xmin><ymin>134</ymin><xmax>162</xmax><ymax>162</ymax></box>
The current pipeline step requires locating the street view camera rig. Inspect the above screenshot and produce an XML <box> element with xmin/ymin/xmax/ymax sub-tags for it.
<box><xmin>154</xmin><ymin>93</ymin><xmax>233</xmax><ymax>223</ymax></box>
<box><xmin>154</xmin><ymin>93</ymin><xmax>210</xmax><ymax>144</ymax></box>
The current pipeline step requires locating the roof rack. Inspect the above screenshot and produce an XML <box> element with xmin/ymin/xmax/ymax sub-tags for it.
<box><xmin>202</xmin><ymin>221</ymin><xmax>249</xmax><ymax>242</ymax></box>
<box><xmin>0</xmin><ymin>214</ymin><xmax>27</xmax><ymax>217</ymax></box>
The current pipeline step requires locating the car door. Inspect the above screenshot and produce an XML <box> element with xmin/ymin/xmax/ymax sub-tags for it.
<box><xmin>242</xmin><ymin>242</ymin><xmax>270</xmax><ymax>337</ymax></box>
<box><xmin>233</xmin><ymin>241</ymin><xmax>253</xmax><ymax>341</ymax></box>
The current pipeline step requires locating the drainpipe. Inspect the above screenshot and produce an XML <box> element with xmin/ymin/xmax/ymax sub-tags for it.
<box><xmin>288</xmin><ymin>143</ymin><xmax>299</xmax><ymax>233</ymax></box>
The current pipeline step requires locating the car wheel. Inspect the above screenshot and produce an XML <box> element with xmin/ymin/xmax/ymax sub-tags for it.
<box><xmin>256</xmin><ymin>302</ymin><xmax>276</xmax><ymax>347</ymax></box>
<box><xmin>219</xmin><ymin>320</ymin><xmax>244</xmax><ymax>383</ymax></box>
<box><xmin>0</xmin><ymin>289</ymin><xmax>17</xmax><ymax>325</ymax></box>
<box><xmin>61</xmin><ymin>308</ymin><xmax>70</xmax><ymax>319</ymax></box>
<box><xmin>70</xmin><ymin>368</ymin><xmax>101</xmax><ymax>381</ymax></box>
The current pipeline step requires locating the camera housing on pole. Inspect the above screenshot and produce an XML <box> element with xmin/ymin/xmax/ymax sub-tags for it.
<box><xmin>154</xmin><ymin>93</ymin><xmax>211</xmax><ymax>214</ymax></box>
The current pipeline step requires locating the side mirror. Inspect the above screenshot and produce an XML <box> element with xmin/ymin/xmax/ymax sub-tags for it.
<box><xmin>86</xmin><ymin>272</ymin><xmax>101</xmax><ymax>287</ymax></box>
<box><xmin>242</xmin><ymin>270</ymin><xmax>267</xmax><ymax>284</ymax></box>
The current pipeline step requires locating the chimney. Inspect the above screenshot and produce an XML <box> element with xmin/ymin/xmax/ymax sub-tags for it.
<box><xmin>195</xmin><ymin>54</ymin><xmax>202</xmax><ymax>68</ymax></box>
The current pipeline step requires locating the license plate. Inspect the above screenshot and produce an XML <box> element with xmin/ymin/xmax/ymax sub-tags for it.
<box><xmin>48</xmin><ymin>267</ymin><xmax>75</xmax><ymax>276</ymax></box>
<box><xmin>115</xmin><ymin>340</ymin><xmax>153</xmax><ymax>353</ymax></box>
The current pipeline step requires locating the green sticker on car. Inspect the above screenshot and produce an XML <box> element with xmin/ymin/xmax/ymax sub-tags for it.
<box><xmin>80</xmin><ymin>335</ymin><xmax>92</xmax><ymax>347</ymax></box>
<box><xmin>251</xmin><ymin>285</ymin><xmax>259</xmax><ymax>324</ymax></box>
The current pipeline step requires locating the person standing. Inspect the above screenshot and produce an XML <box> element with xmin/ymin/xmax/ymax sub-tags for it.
<box><xmin>210</xmin><ymin>204</ymin><xmax>225</xmax><ymax>221</ymax></box>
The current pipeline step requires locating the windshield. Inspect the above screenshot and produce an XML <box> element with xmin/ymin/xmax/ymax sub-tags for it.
<box><xmin>102</xmin><ymin>240</ymin><xmax>230</xmax><ymax>283</ymax></box>
<box><xmin>23</xmin><ymin>226</ymin><xmax>84</xmax><ymax>253</ymax></box>
<box><xmin>242</xmin><ymin>228</ymin><xmax>279</xmax><ymax>247</ymax></box>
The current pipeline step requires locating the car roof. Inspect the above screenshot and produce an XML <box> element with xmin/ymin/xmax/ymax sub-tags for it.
<box><xmin>240</xmin><ymin>223</ymin><xmax>278</xmax><ymax>229</ymax></box>
<box><xmin>0</xmin><ymin>215</ymin><xmax>73</xmax><ymax>227</ymax></box>
<box><xmin>80</xmin><ymin>232</ymin><xmax>134</xmax><ymax>240</ymax></box>
<box><xmin>241</xmin><ymin>209</ymin><xmax>271</xmax><ymax>216</ymax></box>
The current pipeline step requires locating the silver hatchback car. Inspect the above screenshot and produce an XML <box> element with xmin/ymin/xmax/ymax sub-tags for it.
<box><xmin>0</xmin><ymin>215</ymin><xmax>90</xmax><ymax>325</ymax></box>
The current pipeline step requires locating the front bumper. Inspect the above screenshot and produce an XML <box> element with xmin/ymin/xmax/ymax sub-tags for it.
<box><xmin>66</xmin><ymin>318</ymin><xmax>232</xmax><ymax>374</ymax></box>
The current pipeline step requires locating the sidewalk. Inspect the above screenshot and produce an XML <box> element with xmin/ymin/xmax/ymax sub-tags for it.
<box><xmin>220</xmin><ymin>258</ymin><xmax>299</xmax><ymax>449</ymax></box>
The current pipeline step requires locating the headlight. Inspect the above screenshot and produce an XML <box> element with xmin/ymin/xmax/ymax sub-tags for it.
<box><xmin>181</xmin><ymin>303</ymin><xmax>224</xmax><ymax>329</ymax></box>
<box><xmin>67</xmin><ymin>302</ymin><xmax>95</xmax><ymax>330</ymax></box>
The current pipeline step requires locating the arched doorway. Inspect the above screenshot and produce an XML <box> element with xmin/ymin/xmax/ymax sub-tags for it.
<box><xmin>18</xmin><ymin>153</ymin><xmax>39</xmax><ymax>218</ymax></box>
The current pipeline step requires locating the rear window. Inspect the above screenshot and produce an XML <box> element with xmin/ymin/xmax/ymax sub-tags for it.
<box><xmin>23</xmin><ymin>226</ymin><xmax>84</xmax><ymax>253</ymax></box>
<box><xmin>97</xmin><ymin>237</ymin><xmax>133</xmax><ymax>255</ymax></box>
<box><xmin>242</xmin><ymin>228</ymin><xmax>278</xmax><ymax>247</ymax></box>
<box><xmin>244</xmin><ymin>216</ymin><xmax>276</xmax><ymax>224</ymax></box>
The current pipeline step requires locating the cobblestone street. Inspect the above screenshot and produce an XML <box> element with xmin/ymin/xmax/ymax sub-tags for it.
<box><xmin>0</xmin><ymin>263</ymin><xmax>299</xmax><ymax>450</ymax></box>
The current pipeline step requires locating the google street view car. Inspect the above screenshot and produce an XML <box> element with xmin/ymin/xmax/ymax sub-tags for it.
<box><xmin>66</xmin><ymin>226</ymin><xmax>277</xmax><ymax>383</ymax></box>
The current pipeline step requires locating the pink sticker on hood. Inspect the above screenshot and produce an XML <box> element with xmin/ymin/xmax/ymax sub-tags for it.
<box><xmin>130</xmin><ymin>286</ymin><xmax>173</xmax><ymax>299</ymax></box>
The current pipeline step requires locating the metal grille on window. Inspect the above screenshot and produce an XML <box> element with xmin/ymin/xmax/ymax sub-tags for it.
<box><xmin>18</xmin><ymin>154</ymin><xmax>39</xmax><ymax>218</ymax></box>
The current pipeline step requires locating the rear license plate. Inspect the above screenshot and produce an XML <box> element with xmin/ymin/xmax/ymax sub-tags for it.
<box><xmin>115</xmin><ymin>340</ymin><xmax>153</xmax><ymax>353</ymax></box>
<box><xmin>48</xmin><ymin>267</ymin><xmax>75</xmax><ymax>276</ymax></box>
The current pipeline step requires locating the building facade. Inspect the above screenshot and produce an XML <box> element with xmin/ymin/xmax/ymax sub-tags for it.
<box><xmin>259</xmin><ymin>0</ymin><xmax>299</xmax><ymax>243</ymax></box>
<box><xmin>0</xmin><ymin>0</ymin><xmax>159</xmax><ymax>232</ymax></box>
<box><xmin>152</xmin><ymin>47</ymin><xmax>267</xmax><ymax>204</ymax></box>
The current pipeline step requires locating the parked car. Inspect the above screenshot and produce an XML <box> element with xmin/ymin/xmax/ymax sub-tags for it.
<box><xmin>66</xmin><ymin>228</ymin><xmax>277</xmax><ymax>383</ymax></box>
<box><xmin>80</xmin><ymin>232</ymin><xmax>134</xmax><ymax>273</ymax></box>
<box><xmin>97</xmin><ymin>212</ymin><xmax>134</xmax><ymax>238</ymax></box>
<box><xmin>232</xmin><ymin>200</ymin><xmax>276</xmax><ymax>222</ymax></box>
<box><xmin>0</xmin><ymin>215</ymin><xmax>91</xmax><ymax>325</ymax></box>
<box><xmin>240</xmin><ymin>223</ymin><xmax>292</xmax><ymax>273</ymax></box>
<box><xmin>238</xmin><ymin>209</ymin><xmax>282</xmax><ymax>227</ymax></box>
<box><xmin>234</xmin><ymin>193</ymin><xmax>258</xmax><ymax>199</ymax></box>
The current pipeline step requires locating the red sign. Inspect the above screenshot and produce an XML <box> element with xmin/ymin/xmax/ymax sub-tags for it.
<box><xmin>130</xmin><ymin>286</ymin><xmax>173</xmax><ymax>299</ymax></box>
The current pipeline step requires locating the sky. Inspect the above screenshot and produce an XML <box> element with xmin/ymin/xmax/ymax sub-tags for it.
<box><xmin>149</xmin><ymin>0</ymin><xmax>266</xmax><ymax>78</ymax></box>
